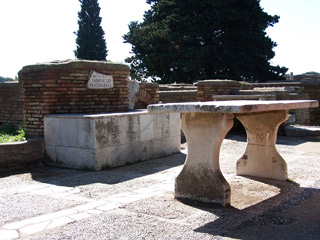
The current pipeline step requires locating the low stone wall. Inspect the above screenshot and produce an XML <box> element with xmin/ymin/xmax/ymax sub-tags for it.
<box><xmin>159</xmin><ymin>90</ymin><xmax>197</xmax><ymax>103</ymax></box>
<box><xmin>19</xmin><ymin>60</ymin><xmax>130</xmax><ymax>137</ymax></box>
<box><xmin>196</xmin><ymin>80</ymin><xmax>320</xmax><ymax>126</ymax></box>
<box><xmin>298</xmin><ymin>82</ymin><xmax>320</xmax><ymax>125</ymax></box>
<box><xmin>0</xmin><ymin>82</ymin><xmax>23</xmax><ymax>127</ymax></box>
<box><xmin>0</xmin><ymin>138</ymin><xmax>44</xmax><ymax>170</ymax></box>
<box><xmin>197</xmin><ymin>80</ymin><xmax>245</xmax><ymax>102</ymax></box>
<box><xmin>158</xmin><ymin>84</ymin><xmax>197</xmax><ymax>103</ymax></box>
<box><xmin>44</xmin><ymin>111</ymin><xmax>181</xmax><ymax>170</ymax></box>
<box><xmin>249</xmin><ymin>82</ymin><xmax>320</xmax><ymax>125</ymax></box>
<box><xmin>1</xmin><ymin>75</ymin><xmax>319</xmax><ymax>132</ymax></box>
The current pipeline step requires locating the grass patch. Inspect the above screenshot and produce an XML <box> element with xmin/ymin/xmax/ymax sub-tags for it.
<box><xmin>190</xmin><ymin>196</ymin><xmax>201</xmax><ymax>203</ymax></box>
<box><xmin>286</xmin><ymin>178</ymin><xmax>297</xmax><ymax>183</ymax></box>
<box><xmin>0</xmin><ymin>125</ymin><xmax>26</xmax><ymax>143</ymax></box>
<box><xmin>80</xmin><ymin>165</ymin><xmax>95</xmax><ymax>171</ymax></box>
<box><xmin>102</xmin><ymin>163</ymin><xmax>113</xmax><ymax>170</ymax></box>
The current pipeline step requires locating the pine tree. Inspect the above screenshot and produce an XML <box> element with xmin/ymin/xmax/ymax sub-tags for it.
<box><xmin>74</xmin><ymin>0</ymin><xmax>107</xmax><ymax>60</ymax></box>
<box><xmin>124</xmin><ymin>0</ymin><xmax>288</xmax><ymax>83</ymax></box>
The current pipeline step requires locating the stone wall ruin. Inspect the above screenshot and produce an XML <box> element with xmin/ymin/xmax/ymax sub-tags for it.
<box><xmin>19</xmin><ymin>60</ymin><xmax>130</xmax><ymax>137</ymax></box>
<box><xmin>0</xmin><ymin>81</ymin><xmax>23</xmax><ymax>128</ymax></box>
<box><xmin>1</xmin><ymin>72</ymin><xmax>320</xmax><ymax>132</ymax></box>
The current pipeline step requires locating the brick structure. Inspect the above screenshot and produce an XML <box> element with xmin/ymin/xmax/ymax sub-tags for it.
<box><xmin>197</xmin><ymin>80</ymin><xmax>244</xmax><ymax>102</ymax></box>
<box><xmin>158</xmin><ymin>84</ymin><xmax>197</xmax><ymax>103</ymax></box>
<box><xmin>297</xmin><ymin>82</ymin><xmax>320</xmax><ymax>125</ymax></box>
<box><xmin>19</xmin><ymin>60</ymin><xmax>130</xmax><ymax>137</ymax></box>
<box><xmin>159</xmin><ymin>90</ymin><xmax>197</xmax><ymax>103</ymax></box>
<box><xmin>287</xmin><ymin>73</ymin><xmax>320</xmax><ymax>82</ymax></box>
<box><xmin>249</xmin><ymin>82</ymin><xmax>320</xmax><ymax>125</ymax></box>
<box><xmin>134</xmin><ymin>82</ymin><xmax>159</xmax><ymax>109</ymax></box>
<box><xmin>1</xmin><ymin>73</ymin><xmax>319</xmax><ymax>134</ymax></box>
<box><xmin>196</xmin><ymin>79</ymin><xmax>320</xmax><ymax>126</ymax></box>
<box><xmin>0</xmin><ymin>82</ymin><xmax>23</xmax><ymax>127</ymax></box>
<box><xmin>135</xmin><ymin>83</ymin><xmax>198</xmax><ymax>106</ymax></box>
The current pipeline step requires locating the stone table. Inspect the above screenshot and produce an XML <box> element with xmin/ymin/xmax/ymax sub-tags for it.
<box><xmin>148</xmin><ymin>100</ymin><xmax>319</xmax><ymax>206</ymax></box>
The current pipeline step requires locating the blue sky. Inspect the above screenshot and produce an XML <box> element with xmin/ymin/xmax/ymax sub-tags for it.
<box><xmin>0</xmin><ymin>0</ymin><xmax>319</xmax><ymax>78</ymax></box>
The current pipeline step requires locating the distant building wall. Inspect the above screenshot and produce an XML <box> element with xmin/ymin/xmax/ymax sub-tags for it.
<box><xmin>158</xmin><ymin>84</ymin><xmax>197</xmax><ymax>103</ymax></box>
<box><xmin>0</xmin><ymin>82</ymin><xmax>23</xmax><ymax>127</ymax></box>
<box><xmin>1</xmin><ymin>75</ymin><xmax>320</xmax><ymax>133</ymax></box>
<box><xmin>298</xmin><ymin>82</ymin><xmax>320</xmax><ymax>125</ymax></box>
<box><xmin>197</xmin><ymin>80</ymin><xmax>245</xmax><ymax>102</ymax></box>
<box><xmin>286</xmin><ymin>73</ymin><xmax>320</xmax><ymax>82</ymax></box>
<box><xmin>196</xmin><ymin>80</ymin><xmax>320</xmax><ymax>126</ymax></box>
<box><xmin>159</xmin><ymin>90</ymin><xmax>197</xmax><ymax>103</ymax></box>
<box><xmin>134</xmin><ymin>83</ymin><xmax>198</xmax><ymax>106</ymax></box>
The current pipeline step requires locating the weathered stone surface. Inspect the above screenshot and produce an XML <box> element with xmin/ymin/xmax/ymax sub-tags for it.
<box><xmin>127</xmin><ymin>80</ymin><xmax>139</xmax><ymax>110</ymax></box>
<box><xmin>86</xmin><ymin>70</ymin><xmax>114</xmax><ymax>89</ymax></box>
<box><xmin>44</xmin><ymin>111</ymin><xmax>180</xmax><ymax>170</ymax></box>
<box><xmin>236</xmin><ymin>110</ymin><xmax>289</xmax><ymax>180</ymax></box>
<box><xmin>175</xmin><ymin>112</ymin><xmax>234</xmax><ymax>206</ymax></box>
<box><xmin>0</xmin><ymin>138</ymin><xmax>44</xmax><ymax>169</ymax></box>
<box><xmin>198</xmin><ymin>79</ymin><xmax>243</xmax><ymax>86</ymax></box>
<box><xmin>148</xmin><ymin>100</ymin><xmax>318</xmax><ymax>113</ymax></box>
<box><xmin>212</xmin><ymin>94</ymin><xmax>276</xmax><ymax>100</ymax></box>
<box><xmin>19</xmin><ymin>59</ymin><xmax>130</xmax><ymax>72</ymax></box>
<box><xmin>148</xmin><ymin>100</ymin><xmax>318</xmax><ymax>206</ymax></box>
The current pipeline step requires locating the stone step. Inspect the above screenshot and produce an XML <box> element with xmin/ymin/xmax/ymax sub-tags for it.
<box><xmin>284</xmin><ymin>125</ymin><xmax>320</xmax><ymax>138</ymax></box>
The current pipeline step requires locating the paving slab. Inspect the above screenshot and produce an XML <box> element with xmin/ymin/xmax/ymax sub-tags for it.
<box><xmin>0</xmin><ymin>135</ymin><xmax>319</xmax><ymax>240</ymax></box>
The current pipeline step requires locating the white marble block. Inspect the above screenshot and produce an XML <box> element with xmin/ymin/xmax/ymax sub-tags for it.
<box><xmin>44</xmin><ymin>111</ymin><xmax>181</xmax><ymax>170</ymax></box>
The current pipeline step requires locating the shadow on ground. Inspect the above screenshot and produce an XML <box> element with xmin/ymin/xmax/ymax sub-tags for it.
<box><xmin>0</xmin><ymin>152</ymin><xmax>186</xmax><ymax>187</ymax></box>
<box><xmin>1</xmin><ymin>134</ymin><xmax>319</xmax><ymax>239</ymax></box>
<box><xmin>187</xmin><ymin>177</ymin><xmax>320</xmax><ymax>239</ymax></box>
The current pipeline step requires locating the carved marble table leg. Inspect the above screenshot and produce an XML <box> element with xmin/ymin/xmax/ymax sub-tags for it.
<box><xmin>236</xmin><ymin>110</ymin><xmax>289</xmax><ymax>181</ymax></box>
<box><xmin>175</xmin><ymin>112</ymin><xmax>234</xmax><ymax>206</ymax></box>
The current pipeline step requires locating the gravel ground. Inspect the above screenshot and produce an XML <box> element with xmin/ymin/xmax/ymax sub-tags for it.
<box><xmin>0</xmin><ymin>134</ymin><xmax>319</xmax><ymax>240</ymax></box>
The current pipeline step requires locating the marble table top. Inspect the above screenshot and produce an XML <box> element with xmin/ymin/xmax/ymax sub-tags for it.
<box><xmin>148</xmin><ymin>100</ymin><xmax>319</xmax><ymax>114</ymax></box>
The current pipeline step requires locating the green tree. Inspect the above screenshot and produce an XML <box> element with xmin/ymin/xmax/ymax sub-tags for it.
<box><xmin>124</xmin><ymin>0</ymin><xmax>288</xmax><ymax>83</ymax></box>
<box><xmin>306</xmin><ymin>71</ymin><xmax>320</xmax><ymax>76</ymax></box>
<box><xmin>0</xmin><ymin>76</ymin><xmax>14</xmax><ymax>82</ymax></box>
<box><xmin>74</xmin><ymin>0</ymin><xmax>107</xmax><ymax>60</ymax></box>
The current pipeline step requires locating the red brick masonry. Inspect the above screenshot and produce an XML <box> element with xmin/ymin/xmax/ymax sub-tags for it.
<box><xmin>0</xmin><ymin>82</ymin><xmax>23</xmax><ymax>127</ymax></box>
<box><xmin>19</xmin><ymin>60</ymin><xmax>130</xmax><ymax>137</ymax></box>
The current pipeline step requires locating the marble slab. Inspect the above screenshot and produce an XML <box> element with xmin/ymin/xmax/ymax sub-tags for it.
<box><xmin>148</xmin><ymin>100</ymin><xmax>319</xmax><ymax>114</ymax></box>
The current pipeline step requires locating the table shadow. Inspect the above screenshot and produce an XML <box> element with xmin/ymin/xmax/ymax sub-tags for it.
<box><xmin>187</xmin><ymin>177</ymin><xmax>320</xmax><ymax>240</ymax></box>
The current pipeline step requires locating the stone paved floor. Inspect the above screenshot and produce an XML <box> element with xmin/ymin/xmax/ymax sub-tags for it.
<box><xmin>0</xmin><ymin>135</ymin><xmax>319</xmax><ymax>239</ymax></box>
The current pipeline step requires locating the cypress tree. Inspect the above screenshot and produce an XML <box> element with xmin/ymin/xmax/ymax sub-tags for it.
<box><xmin>74</xmin><ymin>0</ymin><xmax>107</xmax><ymax>60</ymax></box>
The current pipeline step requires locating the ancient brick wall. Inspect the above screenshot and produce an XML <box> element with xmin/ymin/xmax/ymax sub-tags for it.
<box><xmin>158</xmin><ymin>84</ymin><xmax>197</xmax><ymax>103</ymax></box>
<box><xmin>19</xmin><ymin>60</ymin><xmax>130</xmax><ymax>137</ymax></box>
<box><xmin>134</xmin><ymin>82</ymin><xmax>159</xmax><ymax>108</ymax></box>
<box><xmin>0</xmin><ymin>82</ymin><xmax>23</xmax><ymax>127</ymax></box>
<box><xmin>250</xmin><ymin>81</ymin><xmax>320</xmax><ymax>125</ymax></box>
<box><xmin>134</xmin><ymin>83</ymin><xmax>198</xmax><ymax>105</ymax></box>
<box><xmin>197</xmin><ymin>80</ymin><xmax>244</xmax><ymax>101</ymax></box>
<box><xmin>298</xmin><ymin>82</ymin><xmax>320</xmax><ymax>125</ymax></box>
<box><xmin>159</xmin><ymin>91</ymin><xmax>197</xmax><ymax>103</ymax></box>
<box><xmin>196</xmin><ymin>80</ymin><xmax>320</xmax><ymax>126</ymax></box>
